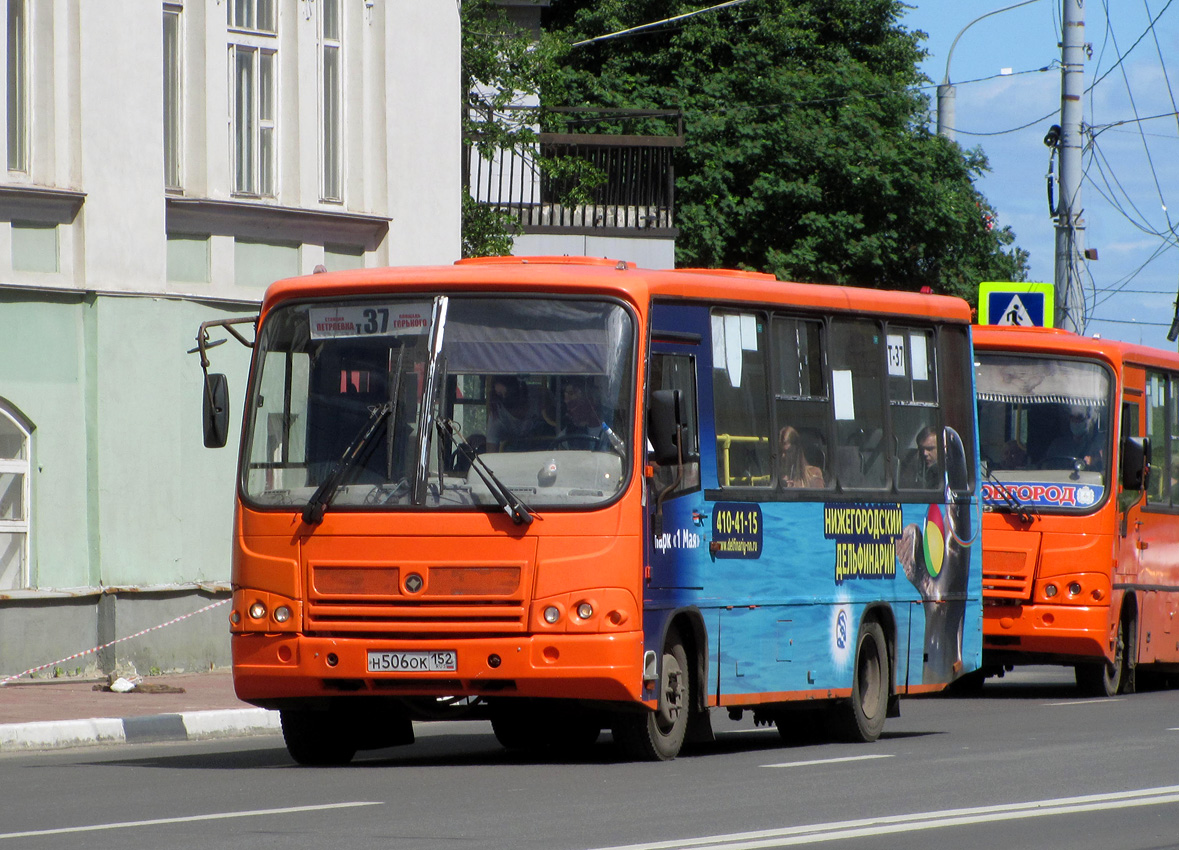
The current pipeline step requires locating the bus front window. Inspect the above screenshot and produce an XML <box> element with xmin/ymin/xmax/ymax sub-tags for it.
<box><xmin>976</xmin><ymin>353</ymin><xmax>1112</xmax><ymax>511</ymax></box>
<box><xmin>242</xmin><ymin>297</ymin><xmax>635</xmax><ymax>514</ymax></box>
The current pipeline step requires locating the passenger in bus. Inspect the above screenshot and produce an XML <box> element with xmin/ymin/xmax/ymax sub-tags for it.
<box><xmin>1045</xmin><ymin>404</ymin><xmax>1104</xmax><ymax>470</ymax></box>
<box><xmin>486</xmin><ymin>375</ymin><xmax>552</xmax><ymax>451</ymax></box>
<box><xmin>778</xmin><ymin>426</ymin><xmax>824</xmax><ymax>488</ymax></box>
<box><xmin>905</xmin><ymin>426</ymin><xmax>942</xmax><ymax>488</ymax></box>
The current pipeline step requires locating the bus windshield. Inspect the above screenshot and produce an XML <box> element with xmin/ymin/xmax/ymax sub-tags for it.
<box><xmin>242</xmin><ymin>296</ymin><xmax>635</xmax><ymax>513</ymax></box>
<box><xmin>976</xmin><ymin>353</ymin><xmax>1112</xmax><ymax>511</ymax></box>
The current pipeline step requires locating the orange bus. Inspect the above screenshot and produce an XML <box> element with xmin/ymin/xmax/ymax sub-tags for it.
<box><xmin>974</xmin><ymin>325</ymin><xmax>1167</xmax><ymax>695</ymax></box>
<box><xmin>197</xmin><ymin>256</ymin><xmax>983</xmax><ymax>764</ymax></box>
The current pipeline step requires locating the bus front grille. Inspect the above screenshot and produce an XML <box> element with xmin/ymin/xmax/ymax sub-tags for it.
<box><xmin>982</xmin><ymin>550</ymin><xmax>1033</xmax><ymax>600</ymax></box>
<box><xmin>307</xmin><ymin>564</ymin><xmax>528</xmax><ymax>633</ymax></box>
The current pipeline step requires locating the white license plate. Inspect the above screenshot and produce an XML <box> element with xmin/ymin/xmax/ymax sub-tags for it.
<box><xmin>367</xmin><ymin>650</ymin><xmax>457</xmax><ymax>673</ymax></box>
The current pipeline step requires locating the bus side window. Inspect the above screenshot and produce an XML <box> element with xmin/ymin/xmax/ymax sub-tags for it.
<box><xmin>1146</xmin><ymin>372</ymin><xmax>1166</xmax><ymax>505</ymax></box>
<box><xmin>649</xmin><ymin>353</ymin><xmax>700</xmax><ymax>498</ymax></box>
<box><xmin>890</xmin><ymin>327</ymin><xmax>943</xmax><ymax>492</ymax></box>
<box><xmin>828</xmin><ymin>318</ymin><xmax>888</xmax><ymax>490</ymax></box>
<box><xmin>772</xmin><ymin>315</ymin><xmax>831</xmax><ymax>492</ymax></box>
<box><xmin>711</xmin><ymin>311</ymin><xmax>772</xmax><ymax>488</ymax></box>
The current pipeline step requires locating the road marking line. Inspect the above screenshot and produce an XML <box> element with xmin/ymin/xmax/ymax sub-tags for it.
<box><xmin>584</xmin><ymin>785</ymin><xmax>1179</xmax><ymax>850</ymax></box>
<box><xmin>762</xmin><ymin>754</ymin><xmax>894</xmax><ymax>768</ymax></box>
<box><xmin>1043</xmin><ymin>698</ymin><xmax>1124</xmax><ymax>706</ymax></box>
<box><xmin>0</xmin><ymin>801</ymin><xmax>383</xmax><ymax>840</ymax></box>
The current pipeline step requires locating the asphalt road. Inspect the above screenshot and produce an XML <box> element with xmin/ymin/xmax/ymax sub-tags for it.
<box><xmin>2</xmin><ymin>667</ymin><xmax>1177</xmax><ymax>850</ymax></box>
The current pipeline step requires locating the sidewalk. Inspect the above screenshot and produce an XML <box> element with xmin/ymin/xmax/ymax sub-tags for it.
<box><xmin>0</xmin><ymin>669</ymin><xmax>280</xmax><ymax>752</ymax></box>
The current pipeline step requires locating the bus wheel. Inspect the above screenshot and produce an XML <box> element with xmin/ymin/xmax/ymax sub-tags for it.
<box><xmin>1076</xmin><ymin>614</ymin><xmax>1129</xmax><ymax>697</ymax></box>
<box><xmin>830</xmin><ymin>620</ymin><xmax>889</xmax><ymax>743</ymax></box>
<box><xmin>280</xmin><ymin>708</ymin><xmax>357</xmax><ymax>766</ymax></box>
<box><xmin>613</xmin><ymin>630</ymin><xmax>690</xmax><ymax>761</ymax></box>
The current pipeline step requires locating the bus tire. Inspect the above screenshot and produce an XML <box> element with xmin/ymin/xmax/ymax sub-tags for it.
<box><xmin>830</xmin><ymin>620</ymin><xmax>889</xmax><ymax>743</ymax></box>
<box><xmin>1075</xmin><ymin>612</ymin><xmax>1130</xmax><ymax>697</ymax></box>
<box><xmin>280</xmin><ymin>708</ymin><xmax>357</xmax><ymax>766</ymax></box>
<box><xmin>612</xmin><ymin>629</ymin><xmax>690</xmax><ymax>761</ymax></box>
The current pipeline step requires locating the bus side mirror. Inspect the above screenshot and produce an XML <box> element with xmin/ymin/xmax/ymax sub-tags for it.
<box><xmin>203</xmin><ymin>373</ymin><xmax>230</xmax><ymax>449</ymax></box>
<box><xmin>1122</xmin><ymin>436</ymin><xmax>1150</xmax><ymax>491</ymax></box>
<box><xmin>648</xmin><ymin>390</ymin><xmax>684</xmax><ymax>466</ymax></box>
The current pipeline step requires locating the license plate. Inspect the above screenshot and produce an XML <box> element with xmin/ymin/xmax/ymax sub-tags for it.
<box><xmin>367</xmin><ymin>650</ymin><xmax>457</xmax><ymax>673</ymax></box>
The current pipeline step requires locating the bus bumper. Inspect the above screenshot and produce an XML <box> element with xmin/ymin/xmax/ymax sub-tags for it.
<box><xmin>231</xmin><ymin>631</ymin><xmax>644</xmax><ymax>706</ymax></box>
<box><xmin>983</xmin><ymin>602</ymin><xmax>1114</xmax><ymax>664</ymax></box>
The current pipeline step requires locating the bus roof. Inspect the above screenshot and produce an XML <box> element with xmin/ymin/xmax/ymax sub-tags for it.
<box><xmin>974</xmin><ymin>324</ymin><xmax>1179</xmax><ymax>370</ymax></box>
<box><xmin>259</xmin><ymin>256</ymin><xmax>973</xmax><ymax>324</ymax></box>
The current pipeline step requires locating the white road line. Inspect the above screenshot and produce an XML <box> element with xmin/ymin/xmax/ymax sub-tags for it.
<box><xmin>0</xmin><ymin>801</ymin><xmax>383</xmax><ymax>840</ymax></box>
<box><xmin>762</xmin><ymin>754</ymin><xmax>894</xmax><ymax>768</ymax></box>
<box><xmin>1043</xmin><ymin>698</ymin><xmax>1124</xmax><ymax>707</ymax></box>
<box><xmin>584</xmin><ymin>785</ymin><xmax>1179</xmax><ymax>850</ymax></box>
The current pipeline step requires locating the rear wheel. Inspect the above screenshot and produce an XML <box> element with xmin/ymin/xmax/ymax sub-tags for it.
<box><xmin>613</xmin><ymin>629</ymin><xmax>691</xmax><ymax>761</ymax></box>
<box><xmin>280</xmin><ymin>709</ymin><xmax>357</xmax><ymax>766</ymax></box>
<box><xmin>829</xmin><ymin>620</ymin><xmax>890</xmax><ymax>743</ymax></box>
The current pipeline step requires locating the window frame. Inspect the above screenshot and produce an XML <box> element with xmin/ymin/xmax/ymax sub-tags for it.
<box><xmin>319</xmin><ymin>0</ymin><xmax>342</xmax><ymax>202</ymax></box>
<box><xmin>164</xmin><ymin>4</ymin><xmax>183</xmax><ymax>191</ymax></box>
<box><xmin>6</xmin><ymin>0</ymin><xmax>29</xmax><ymax>174</ymax></box>
<box><xmin>0</xmin><ymin>404</ymin><xmax>31</xmax><ymax>590</ymax></box>
<box><xmin>229</xmin><ymin>33</ymin><xmax>276</xmax><ymax>197</ymax></box>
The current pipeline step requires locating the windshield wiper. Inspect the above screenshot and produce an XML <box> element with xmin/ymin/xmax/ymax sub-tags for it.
<box><xmin>984</xmin><ymin>467</ymin><xmax>1034</xmax><ymax>524</ymax></box>
<box><xmin>436</xmin><ymin>418</ymin><xmax>533</xmax><ymax>526</ymax></box>
<box><xmin>302</xmin><ymin>402</ymin><xmax>392</xmax><ymax>525</ymax></box>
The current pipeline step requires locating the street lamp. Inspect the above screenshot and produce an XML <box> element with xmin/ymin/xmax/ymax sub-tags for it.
<box><xmin>937</xmin><ymin>0</ymin><xmax>1043</xmax><ymax>141</ymax></box>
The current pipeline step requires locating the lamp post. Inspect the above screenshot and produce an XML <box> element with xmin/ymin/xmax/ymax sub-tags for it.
<box><xmin>936</xmin><ymin>0</ymin><xmax>1043</xmax><ymax>141</ymax></box>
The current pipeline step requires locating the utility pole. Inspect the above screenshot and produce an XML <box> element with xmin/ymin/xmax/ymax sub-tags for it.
<box><xmin>1055</xmin><ymin>0</ymin><xmax>1087</xmax><ymax>333</ymax></box>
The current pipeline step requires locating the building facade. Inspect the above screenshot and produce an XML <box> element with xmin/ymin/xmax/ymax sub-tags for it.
<box><xmin>0</xmin><ymin>0</ymin><xmax>460</xmax><ymax>679</ymax></box>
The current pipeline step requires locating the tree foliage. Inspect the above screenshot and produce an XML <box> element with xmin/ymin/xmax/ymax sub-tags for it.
<box><xmin>541</xmin><ymin>0</ymin><xmax>1028</xmax><ymax>300</ymax></box>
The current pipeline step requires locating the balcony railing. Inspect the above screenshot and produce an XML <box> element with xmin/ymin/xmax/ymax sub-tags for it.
<box><xmin>465</xmin><ymin>107</ymin><xmax>683</xmax><ymax>237</ymax></box>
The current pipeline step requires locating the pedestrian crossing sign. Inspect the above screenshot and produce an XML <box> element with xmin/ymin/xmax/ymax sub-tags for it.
<box><xmin>977</xmin><ymin>282</ymin><xmax>1055</xmax><ymax>328</ymax></box>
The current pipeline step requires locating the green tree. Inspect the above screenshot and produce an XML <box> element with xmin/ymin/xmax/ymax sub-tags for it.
<box><xmin>542</xmin><ymin>0</ymin><xmax>1028</xmax><ymax>300</ymax></box>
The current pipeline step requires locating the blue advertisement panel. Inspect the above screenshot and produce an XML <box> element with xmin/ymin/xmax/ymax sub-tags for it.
<box><xmin>644</xmin><ymin>301</ymin><xmax>983</xmax><ymax>705</ymax></box>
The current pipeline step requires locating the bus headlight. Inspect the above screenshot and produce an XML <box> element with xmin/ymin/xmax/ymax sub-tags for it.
<box><xmin>543</xmin><ymin>606</ymin><xmax>560</xmax><ymax>624</ymax></box>
<box><xmin>248</xmin><ymin>601</ymin><xmax>267</xmax><ymax>619</ymax></box>
<box><xmin>1068</xmin><ymin>582</ymin><xmax>1083</xmax><ymax>597</ymax></box>
<box><xmin>576</xmin><ymin>602</ymin><xmax>594</xmax><ymax>620</ymax></box>
<box><xmin>1044</xmin><ymin>584</ymin><xmax>1058</xmax><ymax>598</ymax></box>
<box><xmin>273</xmin><ymin>606</ymin><xmax>292</xmax><ymax>623</ymax></box>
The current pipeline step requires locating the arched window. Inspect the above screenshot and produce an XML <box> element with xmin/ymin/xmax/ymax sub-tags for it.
<box><xmin>0</xmin><ymin>404</ymin><xmax>31</xmax><ymax>589</ymax></box>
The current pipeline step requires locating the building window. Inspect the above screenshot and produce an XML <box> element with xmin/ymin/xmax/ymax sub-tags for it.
<box><xmin>6</xmin><ymin>0</ymin><xmax>28</xmax><ymax>173</ymax></box>
<box><xmin>0</xmin><ymin>404</ymin><xmax>30</xmax><ymax>590</ymax></box>
<box><xmin>164</xmin><ymin>5</ymin><xmax>183</xmax><ymax>190</ymax></box>
<box><xmin>320</xmin><ymin>0</ymin><xmax>341</xmax><ymax>201</ymax></box>
<box><xmin>231</xmin><ymin>45</ymin><xmax>275</xmax><ymax>196</ymax></box>
<box><xmin>227</xmin><ymin>0</ymin><xmax>275</xmax><ymax>34</ymax></box>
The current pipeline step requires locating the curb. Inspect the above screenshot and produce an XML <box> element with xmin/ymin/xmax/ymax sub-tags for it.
<box><xmin>0</xmin><ymin>708</ymin><xmax>280</xmax><ymax>752</ymax></box>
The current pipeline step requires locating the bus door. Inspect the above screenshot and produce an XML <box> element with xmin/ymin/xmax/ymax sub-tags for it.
<box><xmin>1136</xmin><ymin>371</ymin><xmax>1179</xmax><ymax>665</ymax></box>
<box><xmin>644</xmin><ymin>334</ymin><xmax>705</xmax><ymax>592</ymax></box>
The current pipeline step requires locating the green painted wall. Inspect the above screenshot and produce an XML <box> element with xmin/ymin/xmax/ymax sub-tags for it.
<box><xmin>0</xmin><ymin>291</ymin><xmax>254</xmax><ymax>591</ymax></box>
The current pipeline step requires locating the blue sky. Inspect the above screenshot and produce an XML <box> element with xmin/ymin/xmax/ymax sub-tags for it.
<box><xmin>900</xmin><ymin>1</ymin><xmax>1179</xmax><ymax>348</ymax></box>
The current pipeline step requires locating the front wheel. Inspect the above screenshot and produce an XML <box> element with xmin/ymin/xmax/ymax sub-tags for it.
<box><xmin>1076</xmin><ymin>613</ymin><xmax>1131</xmax><ymax>697</ymax></box>
<box><xmin>612</xmin><ymin>630</ymin><xmax>691</xmax><ymax>761</ymax></box>
<box><xmin>280</xmin><ymin>709</ymin><xmax>357</xmax><ymax>766</ymax></box>
<box><xmin>829</xmin><ymin>620</ymin><xmax>890</xmax><ymax>743</ymax></box>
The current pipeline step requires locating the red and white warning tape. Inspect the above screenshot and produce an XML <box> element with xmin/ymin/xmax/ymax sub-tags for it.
<box><xmin>0</xmin><ymin>598</ymin><xmax>231</xmax><ymax>686</ymax></box>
